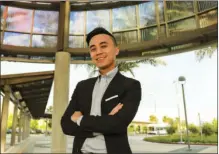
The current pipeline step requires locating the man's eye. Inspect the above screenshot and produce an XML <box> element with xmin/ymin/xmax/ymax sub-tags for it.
<box><xmin>91</xmin><ymin>48</ymin><xmax>96</xmax><ymax>52</ymax></box>
<box><xmin>101</xmin><ymin>45</ymin><xmax>107</xmax><ymax>48</ymax></box>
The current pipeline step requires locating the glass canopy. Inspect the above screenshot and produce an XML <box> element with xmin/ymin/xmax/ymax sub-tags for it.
<box><xmin>0</xmin><ymin>1</ymin><xmax>218</xmax><ymax>62</ymax></box>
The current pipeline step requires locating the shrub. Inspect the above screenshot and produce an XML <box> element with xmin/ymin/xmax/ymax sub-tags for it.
<box><xmin>188</xmin><ymin>124</ymin><xmax>199</xmax><ymax>134</ymax></box>
<box><xmin>202</xmin><ymin>122</ymin><xmax>214</xmax><ymax>136</ymax></box>
<box><xmin>166</xmin><ymin>125</ymin><xmax>177</xmax><ymax>135</ymax></box>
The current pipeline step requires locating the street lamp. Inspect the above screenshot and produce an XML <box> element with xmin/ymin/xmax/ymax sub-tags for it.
<box><xmin>173</xmin><ymin>81</ymin><xmax>184</xmax><ymax>144</ymax></box>
<box><xmin>178</xmin><ymin>76</ymin><xmax>191</xmax><ymax>151</ymax></box>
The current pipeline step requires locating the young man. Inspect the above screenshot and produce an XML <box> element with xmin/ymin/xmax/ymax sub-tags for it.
<box><xmin>61</xmin><ymin>27</ymin><xmax>141</xmax><ymax>154</ymax></box>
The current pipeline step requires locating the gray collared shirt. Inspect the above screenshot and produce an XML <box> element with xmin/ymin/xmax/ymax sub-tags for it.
<box><xmin>77</xmin><ymin>67</ymin><xmax>118</xmax><ymax>153</ymax></box>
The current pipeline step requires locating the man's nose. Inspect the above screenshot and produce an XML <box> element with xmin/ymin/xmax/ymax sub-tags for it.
<box><xmin>96</xmin><ymin>48</ymin><xmax>103</xmax><ymax>55</ymax></box>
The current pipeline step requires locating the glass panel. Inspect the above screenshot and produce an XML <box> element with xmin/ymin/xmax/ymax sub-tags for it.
<box><xmin>6</xmin><ymin>7</ymin><xmax>32</xmax><ymax>32</ymax></box>
<box><xmin>33</xmin><ymin>10</ymin><xmax>59</xmax><ymax>34</ymax></box>
<box><xmin>113</xmin><ymin>31</ymin><xmax>137</xmax><ymax>44</ymax></box>
<box><xmin>198</xmin><ymin>1</ymin><xmax>218</xmax><ymax>12</ymax></box>
<box><xmin>32</xmin><ymin>35</ymin><xmax>57</xmax><ymax>48</ymax></box>
<box><xmin>1</xmin><ymin>32</ymin><xmax>2</xmax><ymax>43</ymax></box>
<box><xmin>158</xmin><ymin>1</ymin><xmax>165</xmax><ymax>23</ymax></box>
<box><xmin>166</xmin><ymin>1</ymin><xmax>194</xmax><ymax>21</ymax></box>
<box><xmin>141</xmin><ymin>27</ymin><xmax>157</xmax><ymax>41</ymax></box>
<box><xmin>139</xmin><ymin>2</ymin><xmax>156</xmax><ymax>27</ymax></box>
<box><xmin>69</xmin><ymin>36</ymin><xmax>84</xmax><ymax>48</ymax></box>
<box><xmin>3</xmin><ymin>32</ymin><xmax>30</xmax><ymax>46</ymax></box>
<box><xmin>160</xmin><ymin>25</ymin><xmax>166</xmax><ymax>38</ymax></box>
<box><xmin>199</xmin><ymin>10</ymin><xmax>218</xmax><ymax>28</ymax></box>
<box><xmin>168</xmin><ymin>17</ymin><xmax>196</xmax><ymax>36</ymax></box>
<box><xmin>87</xmin><ymin>10</ymin><xmax>110</xmax><ymax>34</ymax></box>
<box><xmin>69</xmin><ymin>11</ymin><xmax>84</xmax><ymax>34</ymax></box>
<box><xmin>113</xmin><ymin>6</ymin><xmax>136</xmax><ymax>31</ymax></box>
<box><xmin>30</xmin><ymin>56</ymin><xmax>55</xmax><ymax>60</ymax></box>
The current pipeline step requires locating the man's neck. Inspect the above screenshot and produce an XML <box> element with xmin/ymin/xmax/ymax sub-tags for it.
<box><xmin>99</xmin><ymin>65</ymin><xmax>116</xmax><ymax>75</ymax></box>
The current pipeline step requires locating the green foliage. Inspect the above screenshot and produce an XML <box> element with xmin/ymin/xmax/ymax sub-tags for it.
<box><xmin>30</xmin><ymin>119</ymin><xmax>39</xmax><ymax>130</ymax></box>
<box><xmin>7</xmin><ymin>114</ymin><xmax>13</xmax><ymax>129</ymax></box>
<box><xmin>143</xmin><ymin>134</ymin><xmax>217</xmax><ymax>144</ymax></box>
<box><xmin>166</xmin><ymin>125</ymin><xmax>177</xmax><ymax>135</ymax></box>
<box><xmin>149</xmin><ymin>115</ymin><xmax>158</xmax><ymax>123</ymax></box>
<box><xmin>188</xmin><ymin>124</ymin><xmax>199</xmax><ymax>134</ymax></box>
<box><xmin>128</xmin><ymin>125</ymin><xmax>135</xmax><ymax>133</ymax></box>
<box><xmin>212</xmin><ymin>118</ymin><xmax>218</xmax><ymax>134</ymax></box>
<box><xmin>143</xmin><ymin>126</ymin><xmax>148</xmax><ymax>134</ymax></box>
<box><xmin>202</xmin><ymin>122</ymin><xmax>215</xmax><ymax>136</ymax></box>
<box><xmin>195</xmin><ymin>45</ymin><xmax>217</xmax><ymax>62</ymax></box>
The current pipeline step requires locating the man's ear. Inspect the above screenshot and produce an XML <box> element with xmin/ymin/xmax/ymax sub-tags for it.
<box><xmin>115</xmin><ymin>47</ymin><xmax>119</xmax><ymax>56</ymax></box>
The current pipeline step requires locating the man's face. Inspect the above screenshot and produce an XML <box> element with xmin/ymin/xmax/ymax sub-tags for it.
<box><xmin>89</xmin><ymin>34</ymin><xmax>119</xmax><ymax>71</ymax></box>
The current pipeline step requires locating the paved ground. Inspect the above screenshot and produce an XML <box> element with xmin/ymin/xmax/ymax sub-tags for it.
<box><xmin>32</xmin><ymin>134</ymin><xmax>217</xmax><ymax>153</ymax></box>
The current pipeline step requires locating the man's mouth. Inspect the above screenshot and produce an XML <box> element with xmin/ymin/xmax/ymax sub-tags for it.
<box><xmin>96</xmin><ymin>57</ymin><xmax>105</xmax><ymax>61</ymax></box>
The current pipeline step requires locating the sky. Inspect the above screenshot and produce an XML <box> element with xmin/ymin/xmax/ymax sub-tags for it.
<box><xmin>1</xmin><ymin>50</ymin><xmax>217</xmax><ymax>125</ymax></box>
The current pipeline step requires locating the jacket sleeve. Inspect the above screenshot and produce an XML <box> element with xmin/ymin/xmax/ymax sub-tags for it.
<box><xmin>79</xmin><ymin>80</ymin><xmax>141</xmax><ymax>135</ymax></box>
<box><xmin>60</xmin><ymin>82</ymin><xmax>93</xmax><ymax>138</ymax></box>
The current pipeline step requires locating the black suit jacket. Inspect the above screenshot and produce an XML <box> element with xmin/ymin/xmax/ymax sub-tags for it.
<box><xmin>61</xmin><ymin>71</ymin><xmax>141</xmax><ymax>154</ymax></box>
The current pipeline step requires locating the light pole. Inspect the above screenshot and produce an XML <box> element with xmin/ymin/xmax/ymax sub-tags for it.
<box><xmin>198</xmin><ymin>113</ymin><xmax>203</xmax><ymax>140</ymax></box>
<box><xmin>173</xmin><ymin>81</ymin><xmax>184</xmax><ymax>143</ymax></box>
<box><xmin>178</xmin><ymin>76</ymin><xmax>191</xmax><ymax>151</ymax></box>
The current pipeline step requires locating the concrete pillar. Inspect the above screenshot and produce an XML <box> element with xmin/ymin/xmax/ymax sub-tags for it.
<box><xmin>10</xmin><ymin>103</ymin><xmax>18</xmax><ymax>146</ymax></box>
<box><xmin>18</xmin><ymin>111</ymin><xmax>22</xmax><ymax>142</ymax></box>
<box><xmin>51</xmin><ymin>51</ymin><xmax>70</xmax><ymax>153</ymax></box>
<box><xmin>0</xmin><ymin>86</ymin><xmax>10</xmax><ymax>153</ymax></box>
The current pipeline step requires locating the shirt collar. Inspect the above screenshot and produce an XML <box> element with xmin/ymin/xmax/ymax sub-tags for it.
<box><xmin>98</xmin><ymin>67</ymin><xmax>118</xmax><ymax>81</ymax></box>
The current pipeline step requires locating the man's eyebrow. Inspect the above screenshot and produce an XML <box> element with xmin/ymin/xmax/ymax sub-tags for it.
<box><xmin>89</xmin><ymin>41</ymin><xmax>108</xmax><ymax>49</ymax></box>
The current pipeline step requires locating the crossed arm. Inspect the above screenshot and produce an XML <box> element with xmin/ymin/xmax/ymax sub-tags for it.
<box><xmin>61</xmin><ymin>81</ymin><xmax>141</xmax><ymax>137</ymax></box>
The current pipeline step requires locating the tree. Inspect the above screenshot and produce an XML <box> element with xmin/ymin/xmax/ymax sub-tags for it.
<box><xmin>188</xmin><ymin>124</ymin><xmax>199</xmax><ymax>134</ymax></box>
<box><xmin>7</xmin><ymin>114</ymin><xmax>13</xmax><ymax>129</ymax></box>
<box><xmin>149</xmin><ymin>115</ymin><xmax>158</xmax><ymax>123</ymax></box>
<box><xmin>195</xmin><ymin>45</ymin><xmax>217</xmax><ymax>62</ymax></box>
<box><xmin>166</xmin><ymin>125</ymin><xmax>177</xmax><ymax>135</ymax></box>
<box><xmin>162</xmin><ymin>116</ymin><xmax>173</xmax><ymax>124</ymax></box>
<box><xmin>45</xmin><ymin>106</ymin><xmax>53</xmax><ymax>129</ymax></box>
<box><xmin>202</xmin><ymin>122</ymin><xmax>214</xmax><ymax>136</ymax></box>
<box><xmin>30</xmin><ymin>119</ymin><xmax>39</xmax><ymax>130</ymax></box>
<box><xmin>212</xmin><ymin>118</ymin><xmax>218</xmax><ymax>134</ymax></box>
<box><xmin>143</xmin><ymin>126</ymin><xmax>148</xmax><ymax>134</ymax></box>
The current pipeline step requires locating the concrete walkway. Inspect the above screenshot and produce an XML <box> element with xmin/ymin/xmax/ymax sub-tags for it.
<box><xmin>32</xmin><ymin>134</ymin><xmax>217</xmax><ymax>153</ymax></box>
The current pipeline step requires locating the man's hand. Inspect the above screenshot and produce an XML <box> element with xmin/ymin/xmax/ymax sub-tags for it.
<box><xmin>71</xmin><ymin>111</ymin><xmax>82</xmax><ymax>122</ymax></box>
<box><xmin>109</xmin><ymin>103</ymin><xmax>123</xmax><ymax>115</ymax></box>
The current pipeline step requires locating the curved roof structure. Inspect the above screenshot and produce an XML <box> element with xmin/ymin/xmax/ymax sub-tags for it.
<box><xmin>0</xmin><ymin>1</ymin><xmax>217</xmax><ymax>64</ymax></box>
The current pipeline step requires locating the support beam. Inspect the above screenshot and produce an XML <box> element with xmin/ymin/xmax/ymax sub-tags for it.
<box><xmin>22</xmin><ymin>114</ymin><xmax>26</xmax><ymax>140</ymax></box>
<box><xmin>51</xmin><ymin>51</ymin><xmax>70</xmax><ymax>153</ymax></box>
<box><xmin>0</xmin><ymin>85</ymin><xmax>10</xmax><ymax>153</ymax></box>
<box><xmin>11</xmin><ymin>103</ymin><xmax>18</xmax><ymax>146</ymax></box>
<box><xmin>18</xmin><ymin>110</ymin><xmax>22</xmax><ymax>142</ymax></box>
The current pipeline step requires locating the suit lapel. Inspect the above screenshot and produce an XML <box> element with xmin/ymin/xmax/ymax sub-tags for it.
<box><xmin>84</xmin><ymin>77</ymin><xmax>98</xmax><ymax>115</ymax></box>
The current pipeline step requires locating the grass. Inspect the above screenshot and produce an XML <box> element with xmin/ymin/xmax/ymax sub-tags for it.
<box><xmin>143</xmin><ymin>134</ymin><xmax>218</xmax><ymax>144</ymax></box>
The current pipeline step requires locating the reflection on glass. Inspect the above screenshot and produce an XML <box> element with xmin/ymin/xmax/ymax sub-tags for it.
<box><xmin>6</xmin><ymin>7</ymin><xmax>32</xmax><ymax>32</ymax></box>
<box><xmin>158</xmin><ymin>1</ymin><xmax>165</xmax><ymax>23</ymax></box>
<box><xmin>199</xmin><ymin>10</ymin><xmax>218</xmax><ymax>28</ymax></box>
<box><xmin>33</xmin><ymin>10</ymin><xmax>59</xmax><ymax>34</ymax></box>
<box><xmin>32</xmin><ymin>35</ymin><xmax>57</xmax><ymax>47</ymax></box>
<box><xmin>69</xmin><ymin>12</ymin><xmax>84</xmax><ymax>34</ymax></box>
<box><xmin>198</xmin><ymin>1</ymin><xmax>218</xmax><ymax>12</ymax></box>
<box><xmin>69</xmin><ymin>36</ymin><xmax>84</xmax><ymax>48</ymax></box>
<box><xmin>1</xmin><ymin>5</ymin><xmax>6</xmax><ymax>30</ymax></box>
<box><xmin>113</xmin><ymin>6</ymin><xmax>136</xmax><ymax>31</ymax></box>
<box><xmin>166</xmin><ymin>1</ymin><xmax>194</xmax><ymax>21</ymax></box>
<box><xmin>3</xmin><ymin>32</ymin><xmax>30</xmax><ymax>46</ymax></box>
<box><xmin>87</xmin><ymin>10</ymin><xmax>110</xmax><ymax>34</ymax></box>
<box><xmin>139</xmin><ymin>2</ymin><xmax>156</xmax><ymax>27</ymax></box>
<box><xmin>141</xmin><ymin>27</ymin><xmax>157</xmax><ymax>41</ymax></box>
<box><xmin>113</xmin><ymin>31</ymin><xmax>137</xmax><ymax>44</ymax></box>
<box><xmin>168</xmin><ymin>17</ymin><xmax>196</xmax><ymax>36</ymax></box>
<box><xmin>30</xmin><ymin>56</ymin><xmax>55</xmax><ymax>60</ymax></box>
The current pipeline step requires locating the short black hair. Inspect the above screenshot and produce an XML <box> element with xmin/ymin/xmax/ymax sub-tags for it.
<box><xmin>86</xmin><ymin>27</ymin><xmax>117</xmax><ymax>46</ymax></box>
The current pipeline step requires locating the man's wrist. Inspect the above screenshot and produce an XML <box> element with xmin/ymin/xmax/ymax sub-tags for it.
<box><xmin>76</xmin><ymin>116</ymin><xmax>83</xmax><ymax>126</ymax></box>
